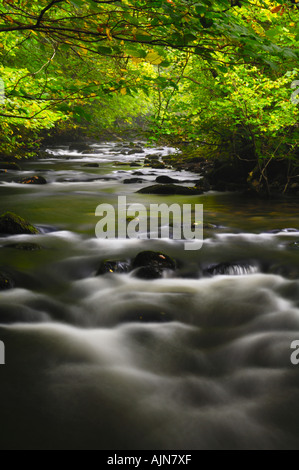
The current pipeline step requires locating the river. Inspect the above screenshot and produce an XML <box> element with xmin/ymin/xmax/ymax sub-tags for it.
<box><xmin>1</xmin><ymin>141</ymin><xmax>299</xmax><ymax>450</ymax></box>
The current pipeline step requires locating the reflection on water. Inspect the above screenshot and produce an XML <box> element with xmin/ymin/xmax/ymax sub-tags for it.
<box><xmin>0</xmin><ymin>142</ymin><xmax>299</xmax><ymax>450</ymax></box>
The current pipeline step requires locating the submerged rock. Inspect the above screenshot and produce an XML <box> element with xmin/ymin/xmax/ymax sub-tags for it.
<box><xmin>4</xmin><ymin>243</ymin><xmax>42</xmax><ymax>251</ymax></box>
<box><xmin>82</xmin><ymin>163</ymin><xmax>99</xmax><ymax>168</ymax></box>
<box><xmin>132</xmin><ymin>251</ymin><xmax>177</xmax><ymax>280</ymax></box>
<box><xmin>137</xmin><ymin>184</ymin><xmax>203</xmax><ymax>196</ymax></box>
<box><xmin>0</xmin><ymin>212</ymin><xmax>39</xmax><ymax>235</ymax></box>
<box><xmin>97</xmin><ymin>260</ymin><xmax>131</xmax><ymax>276</ymax></box>
<box><xmin>0</xmin><ymin>272</ymin><xmax>15</xmax><ymax>290</ymax></box>
<box><xmin>0</xmin><ymin>162</ymin><xmax>21</xmax><ymax>171</ymax></box>
<box><xmin>19</xmin><ymin>176</ymin><xmax>47</xmax><ymax>185</ymax></box>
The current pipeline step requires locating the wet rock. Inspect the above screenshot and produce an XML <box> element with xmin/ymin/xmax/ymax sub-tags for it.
<box><xmin>156</xmin><ymin>175</ymin><xmax>179</xmax><ymax>184</ymax></box>
<box><xmin>123</xmin><ymin>178</ymin><xmax>145</xmax><ymax>184</ymax></box>
<box><xmin>0</xmin><ymin>162</ymin><xmax>21</xmax><ymax>171</ymax></box>
<box><xmin>82</xmin><ymin>163</ymin><xmax>99</xmax><ymax>168</ymax></box>
<box><xmin>97</xmin><ymin>260</ymin><xmax>131</xmax><ymax>276</ymax></box>
<box><xmin>127</xmin><ymin>149</ymin><xmax>144</xmax><ymax>155</ymax></box>
<box><xmin>137</xmin><ymin>184</ymin><xmax>203</xmax><ymax>196</ymax></box>
<box><xmin>0</xmin><ymin>272</ymin><xmax>15</xmax><ymax>290</ymax></box>
<box><xmin>130</xmin><ymin>162</ymin><xmax>142</xmax><ymax>167</ymax></box>
<box><xmin>150</xmin><ymin>162</ymin><xmax>166</xmax><ymax>170</ymax></box>
<box><xmin>19</xmin><ymin>176</ymin><xmax>47</xmax><ymax>185</ymax></box>
<box><xmin>132</xmin><ymin>171</ymin><xmax>145</xmax><ymax>176</ymax></box>
<box><xmin>204</xmin><ymin>262</ymin><xmax>258</xmax><ymax>277</ymax></box>
<box><xmin>69</xmin><ymin>143</ymin><xmax>91</xmax><ymax>153</ymax></box>
<box><xmin>132</xmin><ymin>251</ymin><xmax>176</xmax><ymax>280</ymax></box>
<box><xmin>195</xmin><ymin>178</ymin><xmax>211</xmax><ymax>192</ymax></box>
<box><xmin>114</xmin><ymin>162</ymin><xmax>129</xmax><ymax>167</ymax></box>
<box><xmin>0</xmin><ymin>212</ymin><xmax>39</xmax><ymax>235</ymax></box>
<box><xmin>4</xmin><ymin>243</ymin><xmax>42</xmax><ymax>251</ymax></box>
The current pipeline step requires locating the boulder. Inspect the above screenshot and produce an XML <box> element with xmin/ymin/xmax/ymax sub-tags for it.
<box><xmin>137</xmin><ymin>184</ymin><xmax>203</xmax><ymax>196</ymax></box>
<box><xmin>19</xmin><ymin>176</ymin><xmax>47</xmax><ymax>185</ymax></box>
<box><xmin>132</xmin><ymin>251</ymin><xmax>176</xmax><ymax>280</ymax></box>
<box><xmin>0</xmin><ymin>212</ymin><xmax>39</xmax><ymax>235</ymax></box>
<box><xmin>150</xmin><ymin>162</ymin><xmax>166</xmax><ymax>169</ymax></box>
<box><xmin>0</xmin><ymin>162</ymin><xmax>21</xmax><ymax>171</ymax></box>
<box><xmin>127</xmin><ymin>149</ymin><xmax>144</xmax><ymax>155</ymax></box>
<box><xmin>0</xmin><ymin>272</ymin><xmax>15</xmax><ymax>290</ymax></box>
<box><xmin>130</xmin><ymin>162</ymin><xmax>142</xmax><ymax>167</ymax></box>
<box><xmin>97</xmin><ymin>260</ymin><xmax>131</xmax><ymax>276</ymax></box>
<box><xmin>123</xmin><ymin>178</ymin><xmax>145</xmax><ymax>184</ymax></box>
<box><xmin>156</xmin><ymin>175</ymin><xmax>179</xmax><ymax>184</ymax></box>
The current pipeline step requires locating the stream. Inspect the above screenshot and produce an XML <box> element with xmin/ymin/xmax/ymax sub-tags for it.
<box><xmin>1</xmin><ymin>141</ymin><xmax>299</xmax><ymax>450</ymax></box>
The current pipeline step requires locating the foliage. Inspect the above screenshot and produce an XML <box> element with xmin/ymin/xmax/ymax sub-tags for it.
<box><xmin>0</xmin><ymin>0</ymin><xmax>298</xmax><ymax>179</ymax></box>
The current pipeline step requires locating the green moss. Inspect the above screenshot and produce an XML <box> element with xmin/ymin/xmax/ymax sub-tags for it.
<box><xmin>0</xmin><ymin>212</ymin><xmax>39</xmax><ymax>235</ymax></box>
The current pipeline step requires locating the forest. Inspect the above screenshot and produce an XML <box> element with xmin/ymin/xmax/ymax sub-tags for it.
<box><xmin>0</xmin><ymin>0</ymin><xmax>298</xmax><ymax>195</ymax></box>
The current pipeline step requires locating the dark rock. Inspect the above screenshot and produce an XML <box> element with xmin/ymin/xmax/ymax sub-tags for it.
<box><xmin>132</xmin><ymin>171</ymin><xmax>144</xmax><ymax>176</ymax></box>
<box><xmin>19</xmin><ymin>176</ymin><xmax>47</xmax><ymax>185</ymax></box>
<box><xmin>195</xmin><ymin>178</ymin><xmax>211</xmax><ymax>192</ymax></box>
<box><xmin>82</xmin><ymin>163</ymin><xmax>99</xmax><ymax>168</ymax></box>
<box><xmin>130</xmin><ymin>162</ymin><xmax>142</xmax><ymax>167</ymax></box>
<box><xmin>132</xmin><ymin>251</ymin><xmax>176</xmax><ymax>280</ymax></box>
<box><xmin>133</xmin><ymin>266</ymin><xmax>163</xmax><ymax>280</ymax></box>
<box><xmin>151</xmin><ymin>162</ymin><xmax>166</xmax><ymax>169</ymax></box>
<box><xmin>127</xmin><ymin>149</ymin><xmax>144</xmax><ymax>155</ymax></box>
<box><xmin>156</xmin><ymin>175</ymin><xmax>179</xmax><ymax>184</ymax></box>
<box><xmin>0</xmin><ymin>212</ymin><xmax>39</xmax><ymax>235</ymax></box>
<box><xmin>137</xmin><ymin>184</ymin><xmax>203</xmax><ymax>196</ymax></box>
<box><xmin>0</xmin><ymin>162</ymin><xmax>21</xmax><ymax>171</ymax></box>
<box><xmin>204</xmin><ymin>262</ymin><xmax>258</xmax><ymax>277</ymax></box>
<box><xmin>97</xmin><ymin>260</ymin><xmax>131</xmax><ymax>276</ymax></box>
<box><xmin>4</xmin><ymin>243</ymin><xmax>42</xmax><ymax>251</ymax></box>
<box><xmin>0</xmin><ymin>272</ymin><xmax>15</xmax><ymax>290</ymax></box>
<box><xmin>69</xmin><ymin>143</ymin><xmax>91</xmax><ymax>153</ymax></box>
<box><xmin>114</xmin><ymin>162</ymin><xmax>129</xmax><ymax>166</ymax></box>
<box><xmin>123</xmin><ymin>178</ymin><xmax>145</xmax><ymax>184</ymax></box>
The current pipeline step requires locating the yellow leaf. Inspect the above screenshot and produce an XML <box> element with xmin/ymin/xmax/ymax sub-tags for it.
<box><xmin>106</xmin><ymin>28</ymin><xmax>113</xmax><ymax>41</ymax></box>
<box><xmin>120</xmin><ymin>88</ymin><xmax>127</xmax><ymax>95</ymax></box>
<box><xmin>145</xmin><ymin>51</ymin><xmax>163</xmax><ymax>65</ymax></box>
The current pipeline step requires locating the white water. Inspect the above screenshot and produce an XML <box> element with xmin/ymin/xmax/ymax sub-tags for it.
<box><xmin>1</xmin><ymin>142</ymin><xmax>299</xmax><ymax>449</ymax></box>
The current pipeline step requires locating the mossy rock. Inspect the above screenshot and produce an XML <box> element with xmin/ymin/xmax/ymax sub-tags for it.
<box><xmin>156</xmin><ymin>175</ymin><xmax>179</xmax><ymax>184</ymax></box>
<box><xmin>0</xmin><ymin>212</ymin><xmax>39</xmax><ymax>235</ymax></box>
<box><xmin>0</xmin><ymin>162</ymin><xmax>21</xmax><ymax>171</ymax></box>
<box><xmin>137</xmin><ymin>184</ymin><xmax>203</xmax><ymax>196</ymax></box>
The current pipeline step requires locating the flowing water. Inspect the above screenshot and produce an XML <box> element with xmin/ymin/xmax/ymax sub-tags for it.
<box><xmin>1</xmin><ymin>141</ymin><xmax>299</xmax><ymax>450</ymax></box>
